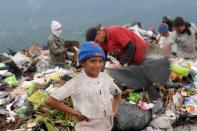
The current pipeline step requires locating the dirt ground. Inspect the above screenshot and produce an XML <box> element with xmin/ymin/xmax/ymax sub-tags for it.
<box><xmin>0</xmin><ymin>115</ymin><xmax>22</xmax><ymax>131</ymax></box>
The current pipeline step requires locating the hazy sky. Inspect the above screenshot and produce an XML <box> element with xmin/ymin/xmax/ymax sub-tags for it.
<box><xmin>0</xmin><ymin>0</ymin><xmax>197</xmax><ymax>51</ymax></box>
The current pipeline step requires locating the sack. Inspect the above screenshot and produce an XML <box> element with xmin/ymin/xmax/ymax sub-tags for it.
<box><xmin>113</xmin><ymin>101</ymin><xmax>152</xmax><ymax>131</ymax></box>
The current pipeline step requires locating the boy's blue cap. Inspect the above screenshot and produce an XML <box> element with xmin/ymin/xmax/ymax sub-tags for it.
<box><xmin>158</xmin><ymin>23</ymin><xmax>169</xmax><ymax>33</ymax></box>
<box><xmin>78</xmin><ymin>41</ymin><xmax>105</xmax><ymax>63</ymax></box>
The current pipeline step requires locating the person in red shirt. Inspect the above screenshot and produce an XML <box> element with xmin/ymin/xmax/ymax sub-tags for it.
<box><xmin>86</xmin><ymin>25</ymin><xmax>149</xmax><ymax>65</ymax></box>
<box><xmin>86</xmin><ymin>26</ymin><xmax>170</xmax><ymax>102</ymax></box>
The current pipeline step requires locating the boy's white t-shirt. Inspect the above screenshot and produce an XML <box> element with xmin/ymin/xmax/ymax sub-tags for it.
<box><xmin>158</xmin><ymin>32</ymin><xmax>177</xmax><ymax>53</ymax></box>
<box><xmin>50</xmin><ymin>71</ymin><xmax>121</xmax><ymax>119</ymax></box>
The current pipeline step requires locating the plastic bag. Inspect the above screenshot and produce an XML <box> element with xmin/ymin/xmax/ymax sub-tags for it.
<box><xmin>3</xmin><ymin>76</ymin><xmax>18</xmax><ymax>87</ymax></box>
<box><xmin>112</xmin><ymin>101</ymin><xmax>152</xmax><ymax>131</ymax></box>
<box><xmin>170</xmin><ymin>64</ymin><xmax>190</xmax><ymax>77</ymax></box>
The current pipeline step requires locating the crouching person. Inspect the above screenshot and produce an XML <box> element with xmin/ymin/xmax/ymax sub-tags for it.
<box><xmin>46</xmin><ymin>42</ymin><xmax>122</xmax><ymax>131</ymax></box>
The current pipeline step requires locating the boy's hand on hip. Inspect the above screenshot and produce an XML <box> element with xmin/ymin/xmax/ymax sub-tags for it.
<box><xmin>112</xmin><ymin>112</ymin><xmax>116</xmax><ymax>117</ymax></box>
<box><xmin>112</xmin><ymin>109</ymin><xmax>119</xmax><ymax>117</ymax></box>
<box><xmin>74</xmin><ymin>111</ymin><xmax>89</xmax><ymax>122</ymax></box>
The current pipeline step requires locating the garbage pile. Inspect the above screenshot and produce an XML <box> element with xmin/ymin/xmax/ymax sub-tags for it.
<box><xmin>0</xmin><ymin>43</ymin><xmax>79</xmax><ymax>131</ymax></box>
<box><xmin>109</xmin><ymin>57</ymin><xmax>197</xmax><ymax>131</ymax></box>
<box><xmin>0</xmin><ymin>42</ymin><xmax>197</xmax><ymax>131</ymax></box>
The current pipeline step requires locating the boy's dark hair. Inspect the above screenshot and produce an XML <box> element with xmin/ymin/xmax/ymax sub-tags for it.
<box><xmin>174</xmin><ymin>16</ymin><xmax>192</xmax><ymax>35</ymax></box>
<box><xmin>85</xmin><ymin>27</ymin><xmax>98</xmax><ymax>41</ymax></box>
<box><xmin>173</xmin><ymin>16</ymin><xmax>185</xmax><ymax>27</ymax></box>
<box><xmin>184</xmin><ymin>22</ymin><xmax>192</xmax><ymax>35</ymax></box>
<box><xmin>131</xmin><ymin>21</ymin><xmax>143</xmax><ymax>29</ymax></box>
<box><xmin>85</xmin><ymin>24</ymin><xmax>102</xmax><ymax>41</ymax></box>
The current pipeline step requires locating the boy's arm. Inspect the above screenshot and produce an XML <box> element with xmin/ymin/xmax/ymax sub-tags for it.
<box><xmin>112</xmin><ymin>94</ymin><xmax>121</xmax><ymax>117</ymax></box>
<box><xmin>163</xmin><ymin>31</ymin><xmax>176</xmax><ymax>55</ymax></box>
<box><xmin>163</xmin><ymin>43</ymin><xmax>172</xmax><ymax>55</ymax></box>
<box><xmin>46</xmin><ymin>96</ymin><xmax>89</xmax><ymax>121</ymax></box>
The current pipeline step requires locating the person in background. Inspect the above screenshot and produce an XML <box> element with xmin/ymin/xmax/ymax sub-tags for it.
<box><xmin>162</xmin><ymin>16</ymin><xmax>174</xmax><ymax>31</ymax></box>
<box><xmin>47</xmin><ymin>20</ymin><xmax>66</xmax><ymax>66</ymax></box>
<box><xmin>165</xmin><ymin>16</ymin><xmax>197</xmax><ymax>59</ymax></box>
<box><xmin>86</xmin><ymin>26</ymin><xmax>150</xmax><ymax>66</ymax></box>
<box><xmin>46</xmin><ymin>42</ymin><xmax>122</xmax><ymax>131</ymax></box>
<box><xmin>157</xmin><ymin>23</ymin><xmax>177</xmax><ymax>54</ymax></box>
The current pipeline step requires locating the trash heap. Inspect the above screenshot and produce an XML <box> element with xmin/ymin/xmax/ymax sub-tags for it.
<box><xmin>111</xmin><ymin>58</ymin><xmax>197</xmax><ymax>131</ymax></box>
<box><xmin>0</xmin><ymin>42</ymin><xmax>197</xmax><ymax>131</ymax></box>
<box><xmin>0</xmin><ymin>43</ymin><xmax>79</xmax><ymax>131</ymax></box>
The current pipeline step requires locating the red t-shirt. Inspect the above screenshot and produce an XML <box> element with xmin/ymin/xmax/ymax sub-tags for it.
<box><xmin>100</xmin><ymin>26</ymin><xmax>149</xmax><ymax>64</ymax></box>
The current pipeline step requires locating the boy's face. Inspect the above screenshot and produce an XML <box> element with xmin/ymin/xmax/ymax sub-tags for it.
<box><xmin>160</xmin><ymin>32</ymin><xmax>168</xmax><ymax>37</ymax></box>
<box><xmin>174</xmin><ymin>25</ymin><xmax>185</xmax><ymax>34</ymax></box>
<box><xmin>81</xmin><ymin>56</ymin><xmax>104</xmax><ymax>78</ymax></box>
<box><xmin>95</xmin><ymin>30</ymin><xmax>107</xmax><ymax>45</ymax></box>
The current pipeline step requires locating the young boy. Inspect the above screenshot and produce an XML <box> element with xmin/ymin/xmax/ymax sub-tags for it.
<box><xmin>46</xmin><ymin>42</ymin><xmax>122</xmax><ymax>131</ymax></box>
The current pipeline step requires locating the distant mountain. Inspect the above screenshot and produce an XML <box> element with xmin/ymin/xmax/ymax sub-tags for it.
<box><xmin>0</xmin><ymin>0</ymin><xmax>197</xmax><ymax>52</ymax></box>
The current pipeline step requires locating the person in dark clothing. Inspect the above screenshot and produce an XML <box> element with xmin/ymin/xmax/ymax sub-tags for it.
<box><xmin>47</xmin><ymin>20</ymin><xmax>66</xmax><ymax>66</ymax></box>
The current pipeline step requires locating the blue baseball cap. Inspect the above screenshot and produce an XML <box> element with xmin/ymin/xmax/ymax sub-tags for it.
<box><xmin>78</xmin><ymin>42</ymin><xmax>105</xmax><ymax>63</ymax></box>
<box><xmin>158</xmin><ymin>23</ymin><xmax>169</xmax><ymax>33</ymax></box>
